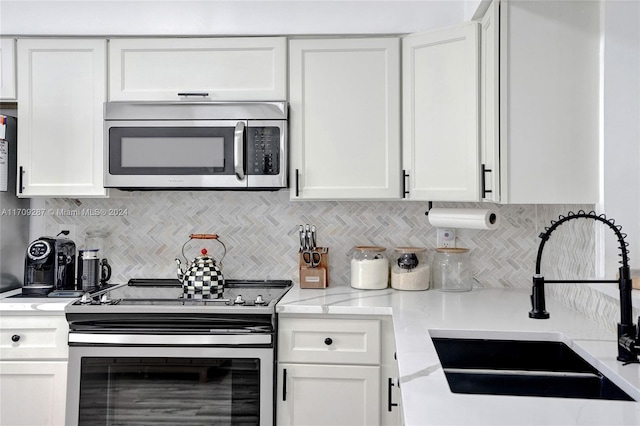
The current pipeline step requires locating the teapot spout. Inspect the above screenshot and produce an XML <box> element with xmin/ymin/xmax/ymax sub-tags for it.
<box><xmin>175</xmin><ymin>258</ymin><xmax>185</xmax><ymax>281</ymax></box>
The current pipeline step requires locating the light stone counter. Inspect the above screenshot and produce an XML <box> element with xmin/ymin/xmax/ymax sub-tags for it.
<box><xmin>0</xmin><ymin>288</ymin><xmax>74</xmax><ymax>314</ymax></box>
<box><xmin>277</xmin><ymin>284</ymin><xmax>640</xmax><ymax>426</ymax></box>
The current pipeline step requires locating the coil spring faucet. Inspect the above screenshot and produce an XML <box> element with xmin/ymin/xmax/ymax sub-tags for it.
<box><xmin>529</xmin><ymin>210</ymin><xmax>639</xmax><ymax>363</ymax></box>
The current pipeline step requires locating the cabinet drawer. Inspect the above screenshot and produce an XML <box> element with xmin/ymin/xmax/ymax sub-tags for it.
<box><xmin>278</xmin><ymin>317</ymin><xmax>380</xmax><ymax>365</ymax></box>
<box><xmin>0</xmin><ymin>316</ymin><xmax>69</xmax><ymax>360</ymax></box>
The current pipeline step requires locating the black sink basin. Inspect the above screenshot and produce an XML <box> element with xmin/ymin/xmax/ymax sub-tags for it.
<box><xmin>431</xmin><ymin>338</ymin><xmax>635</xmax><ymax>401</ymax></box>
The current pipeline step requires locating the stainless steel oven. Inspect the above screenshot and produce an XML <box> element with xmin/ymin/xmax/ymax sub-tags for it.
<box><xmin>104</xmin><ymin>102</ymin><xmax>287</xmax><ymax>190</ymax></box>
<box><xmin>65</xmin><ymin>279</ymin><xmax>291</xmax><ymax>426</ymax></box>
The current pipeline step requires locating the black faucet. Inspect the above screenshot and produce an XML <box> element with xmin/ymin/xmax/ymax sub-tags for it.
<box><xmin>529</xmin><ymin>210</ymin><xmax>639</xmax><ymax>363</ymax></box>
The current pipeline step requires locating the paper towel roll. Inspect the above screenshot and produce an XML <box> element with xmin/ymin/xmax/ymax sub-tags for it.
<box><xmin>427</xmin><ymin>208</ymin><xmax>499</xmax><ymax>230</ymax></box>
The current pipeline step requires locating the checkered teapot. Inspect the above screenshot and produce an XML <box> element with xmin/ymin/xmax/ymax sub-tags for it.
<box><xmin>175</xmin><ymin>234</ymin><xmax>226</xmax><ymax>299</ymax></box>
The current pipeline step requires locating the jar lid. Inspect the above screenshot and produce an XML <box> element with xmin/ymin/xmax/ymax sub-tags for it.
<box><xmin>394</xmin><ymin>247</ymin><xmax>427</xmax><ymax>253</ymax></box>
<box><xmin>435</xmin><ymin>247</ymin><xmax>469</xmax><ymax>253</ymax></box>
<box><xmin>353</xmin><ymin>246</ymin><xmax>386</xmax><ymax>252</ymax></box>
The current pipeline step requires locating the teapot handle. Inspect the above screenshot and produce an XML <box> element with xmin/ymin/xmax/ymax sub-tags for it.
<box><xmin>190</xmin><ymin>234</ymin><xmax>219</xmax><ymax>240</ymax></box>
<box><xmin>181</xmin><ymin>234</ymin><xmax>227</xmax><ymax>267</ymax></box>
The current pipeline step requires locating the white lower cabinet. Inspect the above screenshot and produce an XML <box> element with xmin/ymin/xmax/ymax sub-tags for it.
<box><xmin>276</xmin><ymin>314</ymin><xmax>401</xmax><ymax>426</ymax></box>
<box><xmin>0</xmin><ymin>361</ymin><xmax>67</xmax><ymax>426</ymax></box>
<box><xmin>0</xmin><ymin>314</ymin><xmax>69</xmax><ymax>426</ymax></box>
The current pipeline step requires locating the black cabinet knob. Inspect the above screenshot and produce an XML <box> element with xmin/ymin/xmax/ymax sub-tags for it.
<box><xmin>324</xmin><ymin>337</ymin><xmax>333</xmax><ymax>346</ymax></box>
<box><xmin>11</xmin><ymin>335</ymin><xmax>20</xmax><ymax>342</ymax></box>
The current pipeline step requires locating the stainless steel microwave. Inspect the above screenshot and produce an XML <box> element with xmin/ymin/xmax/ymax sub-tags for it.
<box><xmin>104</xmin><ymin>101</ymin><xmax>287</xmax><ymax>189</ymax></box>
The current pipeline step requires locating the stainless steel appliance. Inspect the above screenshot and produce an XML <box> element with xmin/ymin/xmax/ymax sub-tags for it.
<box><xmin>65</xmin><ymin>278</ymin><xmax>292</xmax><ymax>426</ymax></box>
<box><xmin>104</xmin><ymin>101</ymin><xmax>288</xmax><ymax>189</ymax></box>
<box><xmin>0</xmin><ymin>114</ymin><xmax>30</xmax><ymax>293</ymax></box>
<box><xmin>76</xmin><ymin>249</ymin><xmax>111</xmax><ymax>291</ymax></box>
<box><xmin>23</xmin><ymin>237</ymin><xmax>76</xmax><ymax>296</ymax></box>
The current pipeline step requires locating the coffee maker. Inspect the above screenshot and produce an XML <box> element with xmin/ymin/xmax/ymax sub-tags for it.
<box><xmin>23</xmin><ymin>237</ymin><xmax>76</xmax><ymax>296</ymax></box>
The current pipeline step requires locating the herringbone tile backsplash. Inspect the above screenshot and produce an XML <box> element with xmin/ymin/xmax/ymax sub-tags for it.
<box><xmin>44</xmin><ymin>192</ymin><xmax>634</xmax><ymax>331</ymax></box>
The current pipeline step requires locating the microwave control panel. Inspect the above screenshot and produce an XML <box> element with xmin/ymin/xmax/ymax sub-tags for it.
<box><xmin>247</xmin><ymin>127</ymin><xmax>280</xmax><ymax>175</ymax></box>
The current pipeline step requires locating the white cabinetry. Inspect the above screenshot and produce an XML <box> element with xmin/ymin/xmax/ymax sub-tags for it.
<box><xmin>108</xmin><ymin>37</ymin><xmax>287</xmax><ymax>101</ymax></box>
<box><xmin>289</xmin><ymin>38</ymin><xmax>401</xmax><ymax>200</ymax></box>
<box><xmin>0</xmin><ymin>38</ymin><xmax>16</xmax><ymax>100</ymax></box>
<box><xmin>17</xmin><ymin>38</ymin><xmax>107</xmax><ymax>197</ymax></box>
<box><xmin>402</xmin><ymin>23</ymin><xmax>480</xmax><ymax>202</ymax></box>
<box><xmin>0</xmin><ymin>314</ymin><xmax>69</xmax><ymax>426</ymax></box>
<box><xmin>479</xmin><ymin>0</ymin><xmax>600</xmax><ymax>204</ymax></box>
<box><xmin>480</xmin><ymin>1</ymin><xmax>500</xmax><ymax>202</ymax></box>
<box><xmin>277</xmin><ymin>314</ymin><xmax>401</xmax><ymax>426</ymax></box>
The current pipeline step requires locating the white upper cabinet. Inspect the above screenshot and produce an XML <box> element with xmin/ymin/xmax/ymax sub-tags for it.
<box><xmin>17</xmin><ymin>38</ymin><xmax>107</xmax><ymax>197</ymax></box>
<box><xmin>289</xmin><ymin>38</ymin><xmax>401</xmax><ymax>200</ymax></box>
<box><xmin>481</xmin><ymin>0</ymin><xmax>600</xmax><ymax>204</ymax></box>
<box><xmin>402</xmin><ymin>23</ymin><xmax>480</xmax><ymax>202</ymax></box>
<box><xmin>108</xmin><ymin>37</ymin><xmax>287</xmax><ymax>101</ymax></box>
<box><xmin>480</xmin><ymin>0</ymin><xmax>500</xmax><ymax>202</ymax></box>
<box><xmin>0</xmin><ymin>38</ymin><xmax>16</xmax><ymax>100</ymax></box>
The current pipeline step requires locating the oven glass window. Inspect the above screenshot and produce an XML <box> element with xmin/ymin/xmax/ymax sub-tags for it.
<box><xmin>77</xmin><ymin>357</ymin><xmax>260</xmax><ymax>425</ymax></box>
<box><xmin>121</xmin><ymin>137</ymin><xmax>225</xmax><ymax>168</ymax></box>
<box><xmin>109</xmin><ymin>127</ymin><xmax>235</xmax><ymax>175</ymax></box>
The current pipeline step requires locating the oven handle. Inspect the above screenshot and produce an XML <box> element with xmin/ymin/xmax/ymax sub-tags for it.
<box><xmin>234</xmin><ymin>121</ymin><xmax>246</xmax><ymax>180</ymax></box>
<box><xmin>69</xmin><ymin>332</ymin><xmax>271</xmax><ymax>346</ymax></box>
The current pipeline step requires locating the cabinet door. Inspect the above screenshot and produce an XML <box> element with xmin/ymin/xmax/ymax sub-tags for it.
<box><xmin>109</xmin><ymin>37</ymin><xmax>287</xmax><ymax>101</ymax></box>
<box><xmin>277</xmin><ymin>363</ymin><xmax>380</xmax><ymax>426</ymax></box>
<box><xmin>402</xmin><ymin>23</ymin><xmax>480</xmax><ymax>201</ymax></box>
<box><xmin>17</xmin><ymin>38</ymin><xmax>107</xmax><ymax>197</ymax></box>
<box><xmin>0</xmin><ymin>361</ymin><xmax>67</xmax><ymax>426</ymax></box>
<box><xmin>0</xmin><ymin>38</ymin><xmax>16</xmax><ymax>100</ymax></box>
<box><xmin>289</xmin><ymin>38</ymin><xmax>401</xmax><ymax>200</ymax></box>
<box><xmin>498</xmin><ymin>0</ymin><xmax>599</xmax><ymax>204</ymax></box>
<box><xmin>480</xmin><ymin>0</ymin><xmax>500</xmax><ymax>202</ymax></box>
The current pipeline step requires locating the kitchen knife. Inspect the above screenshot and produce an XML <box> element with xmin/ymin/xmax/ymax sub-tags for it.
<box><xmin>304</xmin><ymin>224</ymin><xmax>311</xmax><ymax>250</ymax></box>
<box><xmin>310</xmin><ymin>225</ymin><xmax>317</xmax><ymax>249</ymax></box>
<box><xmin>298</xmin><ymin>225</ymin><xmax>305</xmax><ymax>251</ymax></box>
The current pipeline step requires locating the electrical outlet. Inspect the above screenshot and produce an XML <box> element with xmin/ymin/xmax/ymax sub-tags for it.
<box><xmin>54</xmin><ymin>224</ymin><xmax>78</xmax><ymax>244</ymax></box>
<box><xmin>437</xmin><ymin>228</ymin><xmax>456</xmax><ymax>248</ymax></box>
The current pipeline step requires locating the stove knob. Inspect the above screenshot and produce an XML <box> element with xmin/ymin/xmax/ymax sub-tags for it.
<box><xmin>100</xmin><ymin>293</ymin><xmax>111</xmax><ymax>304</ymax></box>
<box><xmin>254</xmin><ymin>295</ymin><xmax>266</xmax><ymax>305</ymax></box>
<box><xmin>80</xmin><ymin>293</ymin><xmax>92</xmax><ymax>304</ymax></box>
<box><xmin>234</xmin><ymin>295</ymin><xmax>245</xmax><ymax>305</ymax></box>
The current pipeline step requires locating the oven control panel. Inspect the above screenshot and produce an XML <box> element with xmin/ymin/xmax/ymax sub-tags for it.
<box><xmin>248</xmin><ymin>127</ymin><xmax>280</xmax><ymax>175</ymax></box>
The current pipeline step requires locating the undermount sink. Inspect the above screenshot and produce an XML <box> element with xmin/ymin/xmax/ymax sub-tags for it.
<box><xmin>431</xmin><ymin>337</ymin><xmax>635</xmax><ymax>401</ymax></box>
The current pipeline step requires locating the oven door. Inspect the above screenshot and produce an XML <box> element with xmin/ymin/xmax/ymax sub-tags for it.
<box><xmin>66</xmin><ymin>337</ymin><xmax>274</xmax><ymax>426</ymax></box>
<box><xmin>105</xmin><ymin>120</ymin><xmax>248</xmax><ymax>188</ymax></box>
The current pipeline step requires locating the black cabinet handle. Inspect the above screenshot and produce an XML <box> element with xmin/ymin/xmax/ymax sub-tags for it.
<box><xmin>177</xmin><ymin>92</ymin><xmax>209</xmax><ymax>97</ymax></box>
<box><xmin>295</xmin><ymin>169</ymin><xmax>300</xmax><ymax>197</ymax></box>
<box><xmin>282</xmin><ymin>368</ymin><xmax>287</xmax><ymax>401</ymax></box>
<box><xmin>481</xmin><ymin>163</ymin><xmax>493</xmax><ymax>198</ymax></box>
<box><xmin>388</xmin><ymin>378</ymin><xmax>398</xmax><ymax>412</ymax></box>
<box><xmin>402</xmin><ymin>170</ymin><xmax>409</xmax><ymax>198</ymax></box>
<box><xmin>11</xmin><ymin>334</ymin><xmax>20</xmax><ymax>342</ymax></box>
<box><xmin>18</xmin><ymin>166</ymin><xmax>24</xmax><ymax>194</ymax></box>
<box><xmin>324</xmin><ymin>337</ymin><xmax>333</xmax><ymax>346</ymax></box>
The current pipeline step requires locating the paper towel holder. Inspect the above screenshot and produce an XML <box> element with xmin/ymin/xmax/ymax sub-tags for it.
<box><xmin>424</xmin><ymin>202</ymin><xmax>433</xmax><ymax>216</ymax></box>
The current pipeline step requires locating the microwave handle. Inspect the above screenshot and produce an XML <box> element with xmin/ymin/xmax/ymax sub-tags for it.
<box><xmin>234</xmin><ymin>122</ymin><xmax>246</xmax><ymax>180</ymax></box>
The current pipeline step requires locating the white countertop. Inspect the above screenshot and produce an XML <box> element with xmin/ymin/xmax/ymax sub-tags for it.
<box><xmin>277</xmin><ymin>284</ymin><xmax>640</xmax><ymax>426</ymax></box>
<box><xmin>0</xmin><ymin>288</ymin><xmax>74</xmax><ymax>314</ymax></box>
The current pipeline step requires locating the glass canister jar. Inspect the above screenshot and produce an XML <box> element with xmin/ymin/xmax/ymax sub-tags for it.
<box><xmin>431</xmin><ymin>248</ymin><xmax>473</xmax><ymax>292</ymax></box>
<box><xmin>391</xmin><ymin>247</ymin><xmax>430</xmax><ymax>291</ymax></box>
<box><xmin>350</xmin><ymin>246</ymin><xmax>389</xmax><ymax>290</ymax></box>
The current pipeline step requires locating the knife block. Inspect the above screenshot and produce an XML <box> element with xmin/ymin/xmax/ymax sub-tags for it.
<box><xmin>299</xmin><ymin>247</ymin><xmax>329</xmax><ymax>289</ymax></box>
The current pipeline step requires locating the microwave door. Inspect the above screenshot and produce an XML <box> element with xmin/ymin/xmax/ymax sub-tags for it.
<box><xmin>105</xmin><ymin>120</ymin><xmax>248</xmax><ymax>189</ymax></box>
